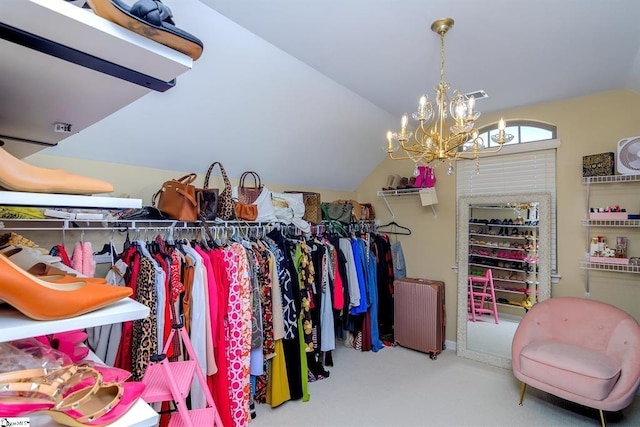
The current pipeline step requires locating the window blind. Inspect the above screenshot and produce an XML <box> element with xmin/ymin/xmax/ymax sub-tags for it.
<box><xmin>456</xmin><ymin>148</ymin><xmax>557</xmax><ymax>272</ymax></box>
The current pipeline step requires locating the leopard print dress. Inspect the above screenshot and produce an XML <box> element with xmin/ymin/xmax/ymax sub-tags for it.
<box><xmin>131</xmin><ymin>255</ymin><xmax>157</xmax><ymax>381</ymax></box>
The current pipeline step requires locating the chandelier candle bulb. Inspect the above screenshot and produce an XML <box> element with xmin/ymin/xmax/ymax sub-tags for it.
<box><xmin>467</xmin><ymin>96</ymin><xmax>475</xmax><ymax>119</ymax></box>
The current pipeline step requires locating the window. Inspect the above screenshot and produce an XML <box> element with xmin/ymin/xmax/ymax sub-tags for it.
<box><xmin>479</xmin><ymin>120</ymin><xmax>557</xmax><ymax>149</ymax></box>
<box><xmin>457</xmin><ymin>121</ymin><xmax>559</xmax><ymax>275</ymax></box>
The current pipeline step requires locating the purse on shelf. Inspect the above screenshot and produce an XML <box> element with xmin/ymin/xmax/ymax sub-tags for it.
<box><xmin>234</xmin><ymin>201</ymin><xmax>258</xmax><ymax>221</ymax></box>
<box><xmin>196</xmin><ymin>165</ymin><xmax>220</xmax><ymax>221</ymax></box>
<box><xmin>201</xmin><ymin>162</ymin><xmax>235</xmax><ymax>220</ymax></box>
<box><xmin>271</xmin><ymin>193</ymin><xmax>295</xmax><ymax>223</ymax></box>
<box><xmin>152</xmin><ymin>173</ymin><xmax>199</xmax><ymax>222</ymax></box>
<box><xmin>237</xmin><ymin>171</ymin><xmax>263</xmax><ymax>204</ymax></box>
<box><xmin>332</xmin><ymin>199</ymin><xmax>361</xmax><ymax>221</ymax></box>
<box><xmin>360</xmin><ymin>202</ymin><xmax>376</xmax><ymax>221</ymax></box>
<box><xmin>321</xmin><ymin>201</ymin><xmax>353</xmax><ymax>224</ymax></box>
<box><xmin>285</xmin><ymin>191</ymin><xmax>321</xmax><ymax>224</ymax></box>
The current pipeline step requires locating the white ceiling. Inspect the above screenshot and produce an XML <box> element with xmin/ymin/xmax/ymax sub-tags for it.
<box><xmin>46</xmin><ymin>0</ymin><xmax>640</xmax><ymax>191</ymax></box>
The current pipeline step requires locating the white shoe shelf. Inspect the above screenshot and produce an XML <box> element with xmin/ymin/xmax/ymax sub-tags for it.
<box><xmin>0</xmin><ymin>299</ymin><xmax>158</xmax><ymax>427</ymax></box>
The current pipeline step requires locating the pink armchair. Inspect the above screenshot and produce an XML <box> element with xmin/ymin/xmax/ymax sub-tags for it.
<box><xmin>512</xmin><ymin>297</ymin><xmax>640</xmax><ymax>426</ymax></box>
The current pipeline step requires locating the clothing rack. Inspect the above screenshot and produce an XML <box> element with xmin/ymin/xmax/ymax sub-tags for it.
<box><xmin>0</xmin><ymin>219</ymin><xmax>378</xmax><ymax>234</ymax></box>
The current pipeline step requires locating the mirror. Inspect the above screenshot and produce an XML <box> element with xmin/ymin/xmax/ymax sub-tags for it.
<box><xmin>456</xmin><ymin>192</ymin><xmax>551</xmax><ymax>369</ymax></box>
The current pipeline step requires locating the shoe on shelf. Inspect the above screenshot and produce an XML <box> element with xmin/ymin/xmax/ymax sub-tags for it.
<box><xmin>0</xmin><ymin>147</ymin><xmax>113</xmax><ymax>195</ymax></box>
<box><xmin>382</xmin><ymin>174</ymin><xmax>394</xmax><ymax>190</ymax></box>
<box><xmin>86</xmin><ymin>0</ymin><xmax>204</xmax><ymax>60</ymax></box>
<box><xmin>0</xmin><ymin>364</ymin><xmax>144</xmax><ymax>426</ymax></box>
<box><xmin>0</xmin><ymin>254</ymin><xmax>131</xmax><ymax>321</ymax></box>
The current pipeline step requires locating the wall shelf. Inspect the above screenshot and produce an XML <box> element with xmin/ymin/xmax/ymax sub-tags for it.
<box><xmin>0</xmin><ymin>297</ymin><xmax>149</xmax><ymax>342</ymax></box>
<box><xmin>0</xmin><ymin>191</ymin><xmax>142</xmax><ymax>209</ymax></box>
<box><xmin>376</xmin><ymin>188</ymin><xmax>437</xmax><ymax>218</ymax></box>
<box><xmin>581</xmin><ymin>174</ymin><xmax>640</xmax><ymax>295</ymax></box>
<box><xmin>0</xmin><ymin>0</ymin><xmax>193</xmax><ymax>158</ymax></box>
<box><xmin>579</xmin><ymin>261</ymin><xmax>640</xmax><ymax>273</ymax></box>
<box><xmin>583</xmin><ymin>174</ymin><xmax>640</xmax><ymax>184</ymax></box>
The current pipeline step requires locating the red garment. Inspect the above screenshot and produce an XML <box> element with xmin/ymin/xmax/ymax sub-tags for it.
<box><xmin>52</xmin><ymin>244</ymin><xmax>72</xmax><ymax>267</ymax></box>
<box><xmin>208</xmin><ymin>249</ymin><xmax>233</xmax><ymax>427</ymax></box>
<box><xmin>114</xmin><ymin>246</ymin><xmax>140</xmax><ymax>372</ymax></box>
<box><xmin>328</xmin><ymin>240</ymin><xmax>345</xmax><ymax>310</ymax></box>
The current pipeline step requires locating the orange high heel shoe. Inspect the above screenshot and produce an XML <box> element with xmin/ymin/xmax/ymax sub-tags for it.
<box><xmin>0</xmin><ymin>254</ymin><xmax>131</xmax><ymax>320</ymax></box>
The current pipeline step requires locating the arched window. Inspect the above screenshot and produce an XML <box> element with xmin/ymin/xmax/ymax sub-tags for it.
<box><xmin>479</xmin><ymin>120</ymin><xmax>557</xmax><ymax>148</ymax></box>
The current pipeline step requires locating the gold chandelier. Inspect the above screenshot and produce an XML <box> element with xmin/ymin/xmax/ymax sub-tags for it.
<box><xmin>385</xmin><ymin>18</ymin><xmax>513</xmax><ymax>174</ymax></box>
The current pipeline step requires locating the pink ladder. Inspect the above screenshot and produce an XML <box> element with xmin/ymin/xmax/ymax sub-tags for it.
<box><xmin>141</xmin><ymin>323</ymin><xmax>223</xmax><ymax>427</ymax></box>
<box><xmin>468</xmin><ymin>268</ymin><xmax>499</xmax><ymax>324</ymax></box>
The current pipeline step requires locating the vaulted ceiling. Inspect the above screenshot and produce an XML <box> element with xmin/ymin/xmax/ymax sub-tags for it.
<box><xmin>47</xmin><ymin>0</ymin><xmax>640</xmax><ymax>191</ymax></box>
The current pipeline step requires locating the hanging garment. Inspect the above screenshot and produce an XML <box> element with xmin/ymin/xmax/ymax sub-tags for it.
<box><xmin>130</xmin><ymin>254</ymin><xmax>157</xmax><ymax>381</ymax></box>
<box><xmin>366</xmin><ymin>246</ymin><xmax>384</xmax><ymax>352</ymax></box>
<box><xmin>266</xmin><ymin>230</ymin><xmax>303</xmax><ymax>401</ymax></box>
<box><xmin>181</xmin><ymin>244</ymin><xmax>208</xmax><ymax>410</ymax></box>
<box><xmin>113</xmin><ymin>246</ymin><xmax>140</xmax><ymax>374</ymax></box>
<box><xmin>293</xmin><ymin>242</ymin><xmax>315</xmax><ymax>353</ymax></box>
<box><xmin>265</xmin><ymin>339</ymin><xmax>291</xmax><ymax>407</ymax></box>
<box><xmin>390</xmin><ymin>240</ymin><xmax>407</xmax><ymax>280</ymax></box>
<box><xmin>349</xmin><ymin>238</ymin><xmax>369</xmax><ymax>316</ymax></box>
<box><xmin>338</xmin><ymin>238</ymin><xmax>360</xmax><ymax>311</ymax></box>
<box><xmin>373</xmin><ymin>234</ymin><xmax>395</xmax><ymax>343</ymax></box>
<box><xmin>320</xmin><ymin>246</ymin><xmax>336</xmax><ymax>352</ymax></box>
<box><xmin>86</xmin><ymin>259</ymin><xmax>128</xmax><ymax>366</ymax></box>
<box><xmin>224</xmin><ymin>242</ymin><xmax>252</xmax><ymax>427</ymax></box>
<box><xmin>208</xmin><ymin>248</ymin><xmax>233</xmax><ymax>427</ymax></box>
<box><xmin>71</xmin><ymin>241</ymin><xmax>96</xmax><ymax>276</ymax></box>
<box><xmin>194</xmin><ymin>245</ymin><xmax>218</xmax><ymax>376</ymax></box>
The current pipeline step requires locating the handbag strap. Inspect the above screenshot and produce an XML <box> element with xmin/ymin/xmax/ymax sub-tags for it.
<box><xmin>175</xmin><ymin>187</ymin><xmax>198</xmax><ymax>207</ymax></box>
<box><xmin>176</xmin><ymin>173</ymin><xmax>197</xmax><ymax>185</ymax></box>
<box><xmin>239</xmin><ymin>171</ymin><xmax>261</xmax><ymax>189</ymax></box>
<box><xmin>203</xmin><ymin>162</ymin><xmax>231</xmax><ymax>190</ymax></box>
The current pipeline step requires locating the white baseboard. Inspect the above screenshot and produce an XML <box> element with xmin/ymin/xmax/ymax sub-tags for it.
<box><xmin>445</xmin><ymin>339</ymin><xmax>456</xmax><ymax>351</ymax></box>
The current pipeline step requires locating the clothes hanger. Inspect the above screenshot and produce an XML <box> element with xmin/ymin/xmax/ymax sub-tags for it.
<box><xmin>376</xmin><ymin>219</ymin><xmax>412</xmax><ymax>235</ymax></box>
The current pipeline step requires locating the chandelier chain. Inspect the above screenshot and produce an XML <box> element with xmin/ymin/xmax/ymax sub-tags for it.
<box><xmin>440</xmin><ymin>32</ymin><xmax>445</xmax><ymax>85</ymax></box>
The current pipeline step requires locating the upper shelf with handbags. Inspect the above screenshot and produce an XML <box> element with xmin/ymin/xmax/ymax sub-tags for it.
<box><xmin>0</xmin><ymin>0</ymin><xmax>193</xmax><ymax>158</ymax></box>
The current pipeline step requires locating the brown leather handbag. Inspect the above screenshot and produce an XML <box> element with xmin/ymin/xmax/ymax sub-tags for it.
<box><xmin>234</xmin><ymin>201</ymin><xmax>258</xmax><ymax>221</ymax></box>
<box><xmin>152</xmin><ymin>174</ymin><xmax>199</xmax><ymax>222</ymax></box>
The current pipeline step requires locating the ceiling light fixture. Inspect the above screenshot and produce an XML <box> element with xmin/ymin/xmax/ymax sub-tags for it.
<box><xmin>385</xmin><ymin>18</ymin><xmax>513</xmax><ymax>175</ymax></box>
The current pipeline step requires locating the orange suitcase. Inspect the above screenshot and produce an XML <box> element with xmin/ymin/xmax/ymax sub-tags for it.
<box><xmin>393</xmin><ymin>277</ymin><xmax>446</xmax><ymax>360</ymax></box>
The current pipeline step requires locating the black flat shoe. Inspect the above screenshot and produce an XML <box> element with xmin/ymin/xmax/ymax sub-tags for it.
<box><xmin>87</xmin><ymin>0</ymin><xmax>204</xmax><ymax>60</ymax></box>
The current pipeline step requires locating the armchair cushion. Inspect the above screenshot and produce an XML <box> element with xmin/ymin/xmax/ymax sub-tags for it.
<box><xmin>520</xmin><ymin>341</ymin><xmax>621</xmax><ymax>401</ymax></box>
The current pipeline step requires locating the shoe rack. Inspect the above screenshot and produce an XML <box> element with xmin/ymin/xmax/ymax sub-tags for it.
<box><xmin>377</xmin><ymin>188</ymin><xmax>437</xmax><ymax>218</ymax></box>
<box><xmin>0</xmin><ymin>192</ymin><xmax>158</xmax><ymax>427</ymax></box>
<box><xmin>580</xmin><ymin>174</ymin><xmax>640</xmax><ymax>296</ymax></box>
<box><xmin>468</xmin><ymin>205</ymin><xmax>540</xmax><ymax>315</ymax></box>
